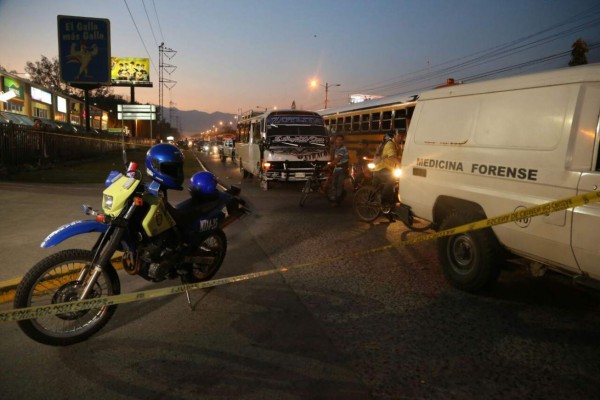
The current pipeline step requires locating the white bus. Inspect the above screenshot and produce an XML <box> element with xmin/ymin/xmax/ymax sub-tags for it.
<box><xmin>235</xmin><ymin>109</ymin><xmax>331</xmax><ymax>190</ymax></box>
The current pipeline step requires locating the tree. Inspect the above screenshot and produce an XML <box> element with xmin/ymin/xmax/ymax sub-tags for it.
<box><xmin>24</xmin><ymin>55</ymin><xmax>113</xmax><ymax>98</ymax></box>
<box><xmin>569</xmin><ymin>39</ymin><xmax>589</xmax><ymax>67</ymax></box>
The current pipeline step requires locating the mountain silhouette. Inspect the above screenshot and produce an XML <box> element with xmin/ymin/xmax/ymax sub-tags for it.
<box><xmin>163</xmin><ymin>108</ymin><xmax>236</xmax><ymax>135</ymax></box>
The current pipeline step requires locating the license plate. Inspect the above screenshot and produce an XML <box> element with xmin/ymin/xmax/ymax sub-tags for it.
<box><xmin>296</xmin><ymin>172</ymin><xmax>305</xmax><ymax>178</ymax></box>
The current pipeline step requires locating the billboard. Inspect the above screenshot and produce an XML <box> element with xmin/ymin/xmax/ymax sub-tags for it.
<box><xmin>31</xmin><ymin>87</ymin><xmax>52</xmax><ymax>105</ymax></box>
<box><xmin>57</xmin><ymin>96</ymin><xmax>67</xmax><ymax>113</ymax></box>
<box><xmin>111</xmin><ymin>57</ymin><xmax>152</xmax><ymax>87</ymax></box>
<box><xmin>3</xmin><ymin>77</ymin><xmax>24</xmax><ymax>100</ymax></box>
<box><xmin>57</xmin><ymin>15</ymin><xmax>111</xmax><ymax>85</ymax></box>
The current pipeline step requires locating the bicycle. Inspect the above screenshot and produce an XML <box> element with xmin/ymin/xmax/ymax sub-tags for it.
<box><xmin>350</xmin><ymin>157</ymin><xmax>373</xmax><ymax>191</ymax></box>
<box><xmin>299</xmin><ymin>162</ymin><xmax>333</xmax><ymax>207</ymax></box>
<box><xmin>353</xmin><ymin>171</ymin><xmax>432</xmax><ymax>231</ymax></box>
<box><xmin>299</xmin><ymin>162</ymin><xmax>357</xmax><ymax>207</ymax></box>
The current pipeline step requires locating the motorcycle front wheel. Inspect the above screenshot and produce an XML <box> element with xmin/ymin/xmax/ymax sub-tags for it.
<box><xmin>14</xmin><ymin>249</ymin><xmax>120</xmax><ymax>346</ymax></box>
<box><xmin>181</xmin><ymin>229</ymin><xmax>227</xmax><ymax>283</ymax></box>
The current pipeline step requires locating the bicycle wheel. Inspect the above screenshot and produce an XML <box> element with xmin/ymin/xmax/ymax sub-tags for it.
<box><xmin>345</xmin><ymin>174</ymin><xmax>357</xmax><ymax>193</ymax></box>
<box><xmin>299</xmin><ymin>178</ymin><xmax>313</xmax><ymax>207</ymax></box>
<box><xmin>353</xmin><ymin>186</ymin><xmax>381</xmax><ymax>222</ymax></box>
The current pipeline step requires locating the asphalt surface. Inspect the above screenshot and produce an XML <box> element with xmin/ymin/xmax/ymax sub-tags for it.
<box><xmin>1</xmin><ymin>150</ymin><xmax>600</xmax><ymax>399</ymax></box>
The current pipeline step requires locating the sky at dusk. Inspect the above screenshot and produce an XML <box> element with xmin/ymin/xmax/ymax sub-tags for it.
<box><xmin>1</xmin><ymin>0</ymin><xmax>599</xmax><ymax>114</ymax></box>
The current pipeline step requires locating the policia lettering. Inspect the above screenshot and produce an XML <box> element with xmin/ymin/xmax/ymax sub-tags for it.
<box><xmin>416</xmin><ymin>158</ymin><xmax>538</xmax><ymax>181</ymax></box>
<box><xmin>2</xmin><ymin>190</ymin><xmax>599</xmax><ymax>323</ymax></box>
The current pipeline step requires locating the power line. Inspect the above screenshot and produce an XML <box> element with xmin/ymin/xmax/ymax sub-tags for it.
<box><xmin>347</xmin><ymin>4</ymin><xmax>600</xmax><ymax>96</ymax></box>
<box><xmin>143</xmin><ymin>0</ymin><xmax>159</xmax><ymax>48</ymax></box>
<box><xmin>123</xmin><ymin>0</ymin><xmax>159</xmax><ymax>74</ymax></box>
<box><xmin>152</xmin><ymin>0</ymin><xmax>165</xmax><ymax>43</ymax></box>
<box><xmin>316</xmin><ymin>41</ymin><xmax>599</xmax><ymax>111</ymax></box>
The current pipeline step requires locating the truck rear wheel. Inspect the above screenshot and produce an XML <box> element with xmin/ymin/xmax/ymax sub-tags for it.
<box><xmin>239</xmin><ymin>159</ymin><xmax>249</xmax><ymax>178</ymax></box>
<box><xmin>437</xmin><ymin>212</ymin><xmax>501</xmax><ymax>293</ymax></box>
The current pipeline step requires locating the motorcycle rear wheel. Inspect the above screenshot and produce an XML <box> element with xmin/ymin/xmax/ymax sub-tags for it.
<box><xmin>181</xmin><ymin>229</ymin><xmax>227</xmax><ymax>283</ymax></box>
<box><xmin>353</xmin><ymin>185</ymin><xmax>381</xmax><ymax>222</ymax></box>
<box><xmin>14</xmin><ymin>249</ymin><xmax>120</xmax><ymax>346</ymax></box>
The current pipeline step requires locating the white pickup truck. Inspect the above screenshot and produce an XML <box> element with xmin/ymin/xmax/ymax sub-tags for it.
<box><xmin>397</xmin><ymin>64</ymin><xmax>600</xmax><ymax>293</ymax></box>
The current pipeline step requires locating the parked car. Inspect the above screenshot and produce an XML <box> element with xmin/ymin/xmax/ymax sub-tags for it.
<box><xmin>33</xmin><ymin>117</ymin><xmax>61</xmax><ymax>132</ymax></box>
<box><xmin>55</xmin><ymin>121</ymin><xmax>80</xmax><ymax>134</ymax></box>
<box><xmin>220</xmin><ymin>138</ymin><xmax>236</xmax><ymax>162</ymax></box>
<box><xmin>0</xmin><ymin>111</ymin><xmax>35</xmax><ymax>127</ymax></box>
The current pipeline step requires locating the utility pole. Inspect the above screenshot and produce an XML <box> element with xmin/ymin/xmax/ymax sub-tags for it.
<box><xmin>324</xmin><ymin>82</ymin><xmax>341</xmax><ymax>109</ymax></box>
<box><xmin>159</xmin><ymin>42</ymin><xmax>177</xmax><ymax>123</ymax></box>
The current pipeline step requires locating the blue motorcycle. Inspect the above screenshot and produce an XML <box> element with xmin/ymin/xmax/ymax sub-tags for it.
<box><xmin>14</xmin><ymin>144</ymin><xmax>249</xmax><ymax>346</ymax></box>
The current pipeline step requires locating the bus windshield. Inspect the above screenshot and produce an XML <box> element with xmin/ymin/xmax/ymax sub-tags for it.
<box><xmin>267</xmin><ymin>124</ymin><xmax>327</xmax><ymax>137</ymax></box>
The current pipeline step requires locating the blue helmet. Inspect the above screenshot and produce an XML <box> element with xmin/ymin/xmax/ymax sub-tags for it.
<box><xmin>145</xmin><ymin>143</ymin><xmax>185</xmax><ymax>190</ymax></box>
<box><xmin>189</xmin><ymin>171</ymin><xmax>218</xmax><ymax>200</ymax></box>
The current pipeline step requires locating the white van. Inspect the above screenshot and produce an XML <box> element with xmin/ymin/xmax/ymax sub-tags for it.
<box><xmin>398</xmin><ymin>64</ymin><xmax>600</xmax><ymax>292</ymax></box>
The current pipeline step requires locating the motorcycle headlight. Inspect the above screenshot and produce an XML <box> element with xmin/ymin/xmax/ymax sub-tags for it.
<box><xmin>393</xmin><ymin>168</ymin><xmax>402</xmax><ymax>178</ymax></box>
<box><xmin>367</xmin><ymin>162</ymin><xmax>376</xmax><ymax>170</ymax></box>
<box><xmin>103</xmin><ymin>194</ymin><xmax>114</xmax><ymax>210</ymax></box>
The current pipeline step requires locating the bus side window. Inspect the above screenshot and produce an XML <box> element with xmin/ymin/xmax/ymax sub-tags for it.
<box><xmin>344</xmin><ymin>116</ymin><xmax>351</xmax><ymax>132</ymax></box>
<box><xmin>240</xmin><ymin>124</ymin><xmax>248</xmax><ymax>143</ymax></box>
<box><xmin>352</xmin><ymin>115</ymin><xmax>360</xmax><ymax>131</ymax></box>
<box><xmin>361</xmin><ymin>114</ymin><xmax>370</xmax><ymax>131</ymax></box>
<box><xmin>371</xmin><ymin>112</ymin><xmax>381</xmax><ymax>131</ymax></box>
<box><xmin>382</xmin><ymin>111</ymin><xmax>392</xmax><ymax>130</ymax></box>
<box><xmin>393</xmin><ymin>109</ymin><xmax>406</xmax><ymax>132</ymax></box>
<box><xmin>253</xmin><ymin>122</ymin><xmax>261</xmax><ymax>143</ymax></box>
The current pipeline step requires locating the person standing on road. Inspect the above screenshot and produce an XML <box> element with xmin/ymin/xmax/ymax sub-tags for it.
<box><xmin>330</xmin><ymin>134</ymin><xmax>349</xmax><ymax>206</ymax></box>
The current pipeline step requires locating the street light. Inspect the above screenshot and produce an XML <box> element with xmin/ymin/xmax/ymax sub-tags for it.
<box><xmin>310</xmin><ymin>80</ymin><xmax>341</xmax><ymax>109</ymax></box>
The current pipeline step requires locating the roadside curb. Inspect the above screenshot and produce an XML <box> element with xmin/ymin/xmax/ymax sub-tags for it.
<box><xmin>0</xmin><ymin>257</ymin><xmax>124</xmax><ymax>305</ymax></box>
<box><xmin>0</xmin><ymin>278</ymin><xmax>20</xmax><ymax>305</ymax></box>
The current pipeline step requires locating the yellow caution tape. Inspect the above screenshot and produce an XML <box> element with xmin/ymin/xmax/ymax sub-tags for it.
<box><xmin>1</xmin><ymin>190</ymin><xmax>599</xmax><ymax>323</ymax></box>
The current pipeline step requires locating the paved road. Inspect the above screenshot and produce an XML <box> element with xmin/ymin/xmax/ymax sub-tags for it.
<box><xmin>1</xmin><ymin>151</ymin><xmax>599</xmax><ymax>399</ymax></box>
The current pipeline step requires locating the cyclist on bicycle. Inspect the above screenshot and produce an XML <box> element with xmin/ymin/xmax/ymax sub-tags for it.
<box><xmin>372</xmin><ymin>130</ymin><xmax>405</xmax><ymax>217</ymax></box>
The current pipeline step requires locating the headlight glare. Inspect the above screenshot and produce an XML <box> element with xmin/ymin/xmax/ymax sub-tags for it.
<box><xmin>103</xmin><ymin>194</ymin><xmax>114</xmax><ymax>210</ymax></box>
